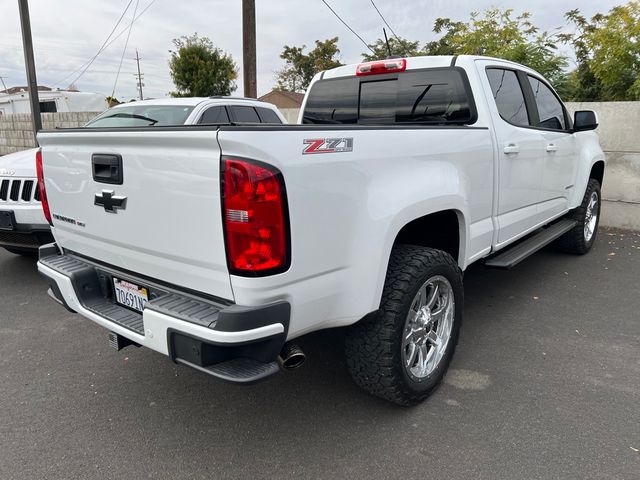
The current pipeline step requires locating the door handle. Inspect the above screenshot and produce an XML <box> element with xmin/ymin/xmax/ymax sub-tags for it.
<box><xmin>92</xmin><ymin>154</ymin><xmax>123</xmax><ymax>185</ymax></box>
<box><xmin>546</xmin><ymin>143</ymin><xmax>558</xmax><ymax>152</ymax></box>
<box><xmin>503</xmin><ymin>143</ymin><xmax>520</xmax><ymax>155</ymax></box>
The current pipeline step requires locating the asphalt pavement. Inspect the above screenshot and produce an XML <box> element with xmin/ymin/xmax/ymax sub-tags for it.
<box><xmin>1</xmin><ymin>228</ymin><xmax>639</xmax><ymax>480</ymax></box>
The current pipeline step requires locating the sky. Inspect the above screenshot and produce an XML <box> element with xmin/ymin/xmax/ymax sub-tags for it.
<box><xmin>0</xmin><ymin>0</ymin><xmax>624</xmax><ymax>100</ymax></box>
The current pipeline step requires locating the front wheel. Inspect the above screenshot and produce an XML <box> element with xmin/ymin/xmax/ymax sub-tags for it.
<box><xmin>345</xmin><ymin>245</ymin><xmax>463</xmax><ymax>406</ymax></box>
<box><xmin>557</xmin><ymin>179</ymin><xmax>601</xmax><ymax>254</ymax></box>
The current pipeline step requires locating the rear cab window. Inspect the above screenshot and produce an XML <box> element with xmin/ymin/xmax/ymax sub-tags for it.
<box><xmin>228</xmin><ymin>105</ymin><xmax>261</xmax><ymax>123</ymax></box>
<box><xmin>86</xmin><ymin>105</ymin><xmax>194</xmax><ymax>127</ymax></box>
<box><xmin>302</xmin><ymin>67</ymin><xmax>477</xmax><ymax>125</ymax></box>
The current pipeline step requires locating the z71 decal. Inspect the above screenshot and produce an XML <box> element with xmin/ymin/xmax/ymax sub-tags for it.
<box><xmin>302</xmin><ymin>137</ymin><xmax>353</xmax><ymax>154</ymax></box>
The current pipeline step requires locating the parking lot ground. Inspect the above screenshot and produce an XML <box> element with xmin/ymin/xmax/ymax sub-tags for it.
<box><xmin>1</xmin><ymin>228</ymin><xmax>639</xmax><ymax>480</ymax></box>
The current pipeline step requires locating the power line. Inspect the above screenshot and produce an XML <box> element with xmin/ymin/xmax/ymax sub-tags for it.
<box><xmin>369</xmin><ymin>0</ymin><xmax>401</xmax><ymax>43</ymax></box>
<box><xmin>54</xmin><ymin>0</ymin><xmax>134</xmax><ymax>87</ymax></box>
<box><xmin>320</xmin><ymin>0</ymin><xmax>374</xmax><ymax>53</ymax></box>
<box><xmin>56</xmin><ymin>0</ymin><xmax>157</xmax><ymax>88</ymax></box>
<box><xmin>112</xmin><ymin>0</ymin><xmax>140</xmax><ymax>97</ymax></box>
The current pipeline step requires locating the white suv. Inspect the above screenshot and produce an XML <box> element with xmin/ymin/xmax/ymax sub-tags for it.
<box><xmin>84</xmin><ymin>97</ymin><xmax>286</xmax><ymax>128</ymax></box>
<box><xmin>0</xmin><ymin>147</ymin><xmax>52</xmax><ymax>255</ymax></box>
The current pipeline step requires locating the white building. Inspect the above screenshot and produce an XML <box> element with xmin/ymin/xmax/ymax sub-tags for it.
<box><xmin>0</xmin><ymin>87</ymin><xmax>108</xmax><ymax>116</ymax></box>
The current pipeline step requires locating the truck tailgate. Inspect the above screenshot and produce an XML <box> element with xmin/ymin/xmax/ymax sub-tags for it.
<box><xmin>37</xmin><ymin>129</ymin><xmax>233</xmax><ymax>300</ymax></box>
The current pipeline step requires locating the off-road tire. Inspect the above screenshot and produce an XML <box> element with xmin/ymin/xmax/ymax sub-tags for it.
<box><xmin>345</xmin><ymin>245</ymin><xmax>463</xmax><ymax>406</ymax></box>
<box><xmin>556</xmin><ymin>179</ymin><xmax>601</xmax><ymax>254</ymax></box>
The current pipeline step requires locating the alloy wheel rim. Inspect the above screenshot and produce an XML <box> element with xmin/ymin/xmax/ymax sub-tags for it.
<box><xmin>584</xmin><ymin>191</ymin><xmax>599</xmax><ymax>242</ymax></box>
<box><xmin>402</xmin><ymin>275</ymin><xmax>455</xmax><ymax>381</ymax></box>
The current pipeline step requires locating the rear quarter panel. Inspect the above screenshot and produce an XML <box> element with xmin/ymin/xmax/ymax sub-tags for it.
<box><xmin>218</xmin><ymin>126</ymin><xmax>494</xmax><ymax>338</ymax></box>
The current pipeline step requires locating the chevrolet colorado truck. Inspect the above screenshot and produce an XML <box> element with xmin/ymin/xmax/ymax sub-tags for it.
<box><xmin>36</xmin><ymin>55</ymin><xmax>604</xmax><ymax>405</ymax></box>
<box><xmin>0</xmin><ymin>97</ymin><xmax>284</xmax><ymax>255</ymax></box>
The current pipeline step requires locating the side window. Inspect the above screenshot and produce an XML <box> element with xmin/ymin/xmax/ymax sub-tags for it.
<box><xmin>486</xmin><ymin>68</ymin><xmax>530</xmax><ymax>127</ymax></box>
<box><xmin>229</xmin><ymin>105</ymin><xmax>261</xmax><ymax>123</ymax></box>
<box><xmin>528</xmin><ymin>76</ymin><xmax>566</xmax><ymax>130</ymax></box>
<box><xmin>199</xmin><ymin>106</ymin><xmax>229</xmax><ymax>124</ymax></box>
<box><xmin>255</xmin><ymin>107</ymin><xmax>282</xmax><ymax>124</ymax></box>
<box><xmin>39</xmin><ymin>101</ymin><xmax>57</xmax><ymax>113</ymax></box>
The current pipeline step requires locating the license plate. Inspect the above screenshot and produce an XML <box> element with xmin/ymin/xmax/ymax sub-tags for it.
<box><xmin>0</xmin><ymin>211</ymin><xmax>14</xmax><ymax>231</ymax></box>
<box><xmin>113</xmin><ymin>278</ymin><xmax>149</xmax><ymax>313</ymax></box>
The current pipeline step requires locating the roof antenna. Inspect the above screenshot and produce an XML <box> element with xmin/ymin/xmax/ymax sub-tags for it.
<box><xmin>383</xmin><ymin>27</ymin><xmax>401</xmax><ymax>59</ymax></box>
<box><xmin>383</xmin><ymin>27</ymin><xmax>392</xmax><ymax>57</ymax></box>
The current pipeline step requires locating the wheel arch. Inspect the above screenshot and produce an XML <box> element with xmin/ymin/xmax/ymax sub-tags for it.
<box><xmin>570</xmin><ymin>135</ymin><xmax>606</xmax><ymax>208</ymax></box>
<box><xmin>392</xmin><ymin>209</ymin><xmax>465</xmax><ymax>265</ymax></box>
<box><xmin>590</xmin><ymin>160</ymin><xmax>605</xmax><ymax>187</ymax></box>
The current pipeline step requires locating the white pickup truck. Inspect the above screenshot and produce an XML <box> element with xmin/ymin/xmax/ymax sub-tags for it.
<box><xmin>36</xmin><ymin>55</ymin><xmax>604</xmax><ymax>405</ymax></box>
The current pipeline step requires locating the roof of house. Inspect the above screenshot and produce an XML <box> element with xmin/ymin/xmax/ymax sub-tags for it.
<box><xmin>258</xmin><ymin>90</ymin><xmax>305</xmax><ymax>108</ymax></box>
<box><xmin>0</xmin><ymin>85</ymin><xmax>52</xmax><ymax>95</ymax></box>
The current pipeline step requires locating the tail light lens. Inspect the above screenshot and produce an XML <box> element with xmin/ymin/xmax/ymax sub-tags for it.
<box><xmin>35</xmin><ymin>149</ymin><xmax>52</xmax><ymax>225</ymax></box>
<box><xmin>222</xmin><ymin>157</ymin><xmax>289</xmax><ymax>275</ymax></box>
<box><xmin>356</xmin><ymin>58</ymin><xmax>406</xmax><ymax>76</ymax></box>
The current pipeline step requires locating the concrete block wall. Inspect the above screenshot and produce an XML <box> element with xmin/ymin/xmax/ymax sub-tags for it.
<box><xmin>0</xmin><ymin>112</ymin><xmax>100</xmax><ymax>155</ymax></box>
<box><xmin>2</xmin><ymin>104</ymin><xmax>638</xmax><ymax>230</ymax></box>
<box><xmin>566</xmin><ymin>102</ymin><xmax>640</xmax><ymax>230</ymax></box>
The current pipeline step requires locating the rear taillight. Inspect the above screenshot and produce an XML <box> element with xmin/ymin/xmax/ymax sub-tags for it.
<box><xmin>35</xmin><ymin>149</ymin><xmax>52</xmax><ymax>225</ymax></box>
<box><xmin>356</xmin><ymin>58</ymin><xmax>406</xmax><ymax>76</ymax></box>
<box><xmin>222</xmin><ymin>157</ymin><xmax>289</xmax><ymax>275</ymax></box>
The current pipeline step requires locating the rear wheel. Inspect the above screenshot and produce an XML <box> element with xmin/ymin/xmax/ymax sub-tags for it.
<box><xmin>557</xmin><ymin>179</ymin><xmax>601</xmax><ymax>254</ymax></box>
<box><xmin>345</xmin><ymin>245</ymin><xmax>463</xmax><ymax>406</ymax></box>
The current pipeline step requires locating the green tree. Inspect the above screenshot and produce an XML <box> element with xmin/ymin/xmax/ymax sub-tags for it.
<box><xmin>423</xmin><ymin>9</ymin><xmax>568</xmax><ymax>92</ymax></box>
<box><xmin>561</xmin><ymin>3</ymin><xmax>640</xmax><ymax>101</ymax></box>
<box><xmin>362</xmin><ymin>36</ymin><xmax>421</xmax><ymax>61</ymax></box>
<box><xmin>275</xmin><ymin>37</ymin><xmax>342</xmax><ymax>92</ymax></box>
<box><xmin>168</xmin><ymin>33</ymin><xmax>237</xmax><ymax>97</ymax></box>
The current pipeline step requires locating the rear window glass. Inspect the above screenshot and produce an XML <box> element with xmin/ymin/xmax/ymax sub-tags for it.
<box><xmin>303</xmin><ymin>68</ymin><xmax>476</xmax><ymax>125</ymax></box>
<box><xmin>229</xmin><ymin>105</ymin><xmax>261</xmax><ymax>123</ymax></box>
<box><xmin>255</xmin><ymin>107</ymin><xmax>282</xmax><ymax>124</ymax></box>
<box><xmin>86</xmin><ymin>105</ymin><xmax>194</xmax><ymax>127</ymax></box>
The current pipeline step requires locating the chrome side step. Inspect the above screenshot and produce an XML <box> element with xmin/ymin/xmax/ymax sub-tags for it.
<box><xmin>485</xmin><ymin>219</ymin><xmax>578</xmax><ymax>269</ymax></box>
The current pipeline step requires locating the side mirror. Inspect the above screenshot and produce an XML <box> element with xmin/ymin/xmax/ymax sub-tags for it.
<box><xmin>574</xmin><ymin>110</ymin><xmax>598</xmax><ymax>132</ymax></box>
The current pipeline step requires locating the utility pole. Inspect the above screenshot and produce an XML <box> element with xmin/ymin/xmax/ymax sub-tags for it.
<box><xmin>133</xmin><ymin>49</ymin><xmax>144</xmax><ymax>100</ymax></box>
<box><xmin>242</xmin><ymin>0</ymin><xmax>257</xmax><ymax>98</ymax></box>
<box><xmin>17</xmin><ymin>0</ymin><xmax>42</xmax><ymax>135</ymax></box>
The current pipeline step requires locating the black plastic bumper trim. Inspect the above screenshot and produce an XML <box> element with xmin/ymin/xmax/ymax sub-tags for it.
<box><xmin>215</xmin><ymin>302</ymin><xmax>290</xmax><ymax>333</ymax></box>
<box><xmin>167</xmin><ymin>327</ymin><xmax>286</xmax><ymax>383</ymax></box>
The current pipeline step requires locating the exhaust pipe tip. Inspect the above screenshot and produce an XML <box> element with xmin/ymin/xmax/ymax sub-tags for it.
<box><xmin>278</xmin><ymin>343</ymin><xmax>306</xmax><ymax>370</ymax></box>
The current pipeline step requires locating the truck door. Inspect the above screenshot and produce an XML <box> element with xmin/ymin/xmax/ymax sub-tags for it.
<box><xmin>480</xmin><ymin>63</ymin><xmax>547</xmax><ymax>246</ymax></box>
<box><xmin>525</xmin><ymin>75</ymin><xmax>578</xmax><ymax>220</ymax></box>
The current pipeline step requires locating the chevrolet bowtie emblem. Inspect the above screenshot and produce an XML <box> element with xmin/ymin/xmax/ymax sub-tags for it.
<box><xmin>94</xmin><ymin>190</ymin><xmax>127</xmax><ymax>213</ymax></box>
